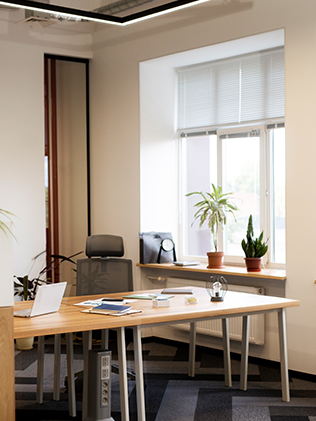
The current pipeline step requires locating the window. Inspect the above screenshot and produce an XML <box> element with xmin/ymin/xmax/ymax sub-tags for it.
<box><xmin>178</xmin><ymin>49</ymin><xmax>285</xmax><ymax>266</ymax></box>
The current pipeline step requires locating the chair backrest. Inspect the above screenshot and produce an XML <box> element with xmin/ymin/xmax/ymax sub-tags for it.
<box><xmin>76</xmin><ymin>235</ymin><xmax>133</xmax><ymax>296</ymax></box>
<box><xmin>86</xmin><ymin>234</ymin><xmax>124</xmax><ymax>258</ymax></box>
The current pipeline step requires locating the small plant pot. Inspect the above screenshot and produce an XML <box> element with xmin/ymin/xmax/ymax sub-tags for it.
<box><xmin>245</xmin><ymin>257</ymin><xmax>262</xmax><ymax>272</ymax></box>
<box><xmin>207</xmin><ymin>252</ymin><xmax>225</xmax><ymax>269</ymax></box>
<box><xmin>16</xmin><ymin>337</ymin><xmax>34</xmax><ymax>351</ymax></box>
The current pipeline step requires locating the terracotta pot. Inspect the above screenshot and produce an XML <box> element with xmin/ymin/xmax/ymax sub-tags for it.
<box><xmin>245</xmin><ymin>257</ymin><xmax>262</xmax><ymax>272</ymax></box>
<box><xmin>207</xmin><ymin>252</ymin><xmax>225</xmax><ymax>269</ymax></box>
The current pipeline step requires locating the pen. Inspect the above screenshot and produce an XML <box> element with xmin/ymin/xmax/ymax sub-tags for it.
<box><xmin>102</xmin><ymin>298</ymin><xmax>125</xmax><ymax>302</ymax></box>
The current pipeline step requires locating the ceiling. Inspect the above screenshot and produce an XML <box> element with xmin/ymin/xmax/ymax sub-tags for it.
<box><xmin>0</xmin><ymin>0</ymin><xmax>212</xmax><ymax>26</ymax></box>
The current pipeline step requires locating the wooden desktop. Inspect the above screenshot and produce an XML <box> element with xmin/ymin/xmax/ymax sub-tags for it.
<box><xmin>14</xmin><ymin>287</ymin><xmax>299</xmax><ymax>421</ymax></box>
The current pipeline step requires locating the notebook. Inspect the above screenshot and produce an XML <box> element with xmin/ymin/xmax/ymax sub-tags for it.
<box><xmin>14</xmin><ymin>282</ymin><xmax>67</xmax><ymax>318</ymax></box>
<box><xmin>86</xmin><ymin>302</ymin><xmax>132</xmax><ymax>315</ymax></box>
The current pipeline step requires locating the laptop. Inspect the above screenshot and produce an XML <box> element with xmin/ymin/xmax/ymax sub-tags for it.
<box><xmin>14</xmin><ymin>282</ymin><xmax>67</xmax><ymax>318</ymax></box>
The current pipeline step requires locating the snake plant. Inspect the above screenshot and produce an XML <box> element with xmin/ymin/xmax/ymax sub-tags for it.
<box><xmin>241</xmin><ymin>214</ymin><xmax>268</xmax><ymax>258</ymax></box>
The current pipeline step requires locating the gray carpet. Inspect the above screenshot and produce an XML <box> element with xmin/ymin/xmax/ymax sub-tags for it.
<box><xmin>15</xmin><ymin>334</ymin><xmax>316</xmax><ymax>420</ymax></box>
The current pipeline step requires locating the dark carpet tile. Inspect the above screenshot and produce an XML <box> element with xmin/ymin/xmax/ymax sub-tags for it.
<box><xmin>200</xmin><ymin>350</ymin><xmax>226</xmax><ymax>368</ymax></box>
<box><xmin>15</xmin><ymin>377</ymin><xmax>37</xmax><ymax>385</ymax></box>
<box><xmin>43</xmin><ymin>344</ymin><xmax>84</xmax><ymax>359</ymax></box>
<box><xmin>130</xmin><ymin>379</ymin><xmax>169</xmax><ymax>421</ymax></box>
<box><xmin>15</xmin><ymin>392</ymin><xmax>37</xmax><ymax>400</ymax></box>
<box><xmin>289</xmin><ymin>390</ymin><xmax>316</xmax><ymax>398</ymax></box>
<box><xmin>15</xmin><ymin>347</ymin><xmax>39</xmax><ymax>370</ymax></box>
<box><xmin>195</xmin><ymin>388</ymin><xmax>232</xmax><ymax>421</ymax></box>
<box><xmin>16</xmin><ymin>409</ymin><xmax>83</xmax><ymax>420</ymax></box>
<box><xmin>143</xmin><ymin>372</ymin><xmax>227</xmax><ymax>381</ymax></box>
<box><xmin>143</xmin><ymin>355</ymin><xmax>178</xmax><ymax>362</ymax></box>
<box><xmin>234</xmin><ymin>388</ymin><xmax>283</xmax><ymax>398</ymax></box>
<box><xmin>15</xmin><ymin>392</ymin><xmax>68</xmax><ymax>401</ymax></box>
<box><xmin>270</xmin><ymin>417</ymin><xmax>309</xmax><ymax>421</ymax></box>
<box><xmin>128</xmin><ymin>349</ymin><xmax>151</xmax><ymax>359</ymax></box>
<box><xmin>110</xmin><ymin>411</ymin><xmax>122</xmax><ymax>421</ymax></box>
<box><xmin>270</xmin><ymin>406</ymin><xmax>316</xmax><ymax>416</ymax></box>
<box><xmin>259</xmin><ymin>364</ymin><xmax>283</xmax><ymax>382</ymax></box>
<box><xmin>173</xmin><ymin>343</ymin><xmax>190</xmax><ymax>361</ymax></box>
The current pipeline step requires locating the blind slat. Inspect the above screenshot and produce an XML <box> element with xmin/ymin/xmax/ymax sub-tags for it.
<box><xmin>178</xmin><ymin>48</ymin><xmax>284</xmax><ymax>130</ymax></box>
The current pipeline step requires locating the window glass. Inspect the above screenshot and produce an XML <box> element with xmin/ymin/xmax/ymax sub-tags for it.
<box><xmin>222</xmin><ymin>133</ymin><xmax>260</xmax><ymax>256</ymax></box>
<box><xmin>182</xmin><ymin>135</ymin><xmax>217</xmax><ymax>256</ymax></box>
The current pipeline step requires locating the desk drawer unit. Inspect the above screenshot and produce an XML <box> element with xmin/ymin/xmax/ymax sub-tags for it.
<box><xmin>166</xmin><ymin>278</ymin><xmax>265</xmax><ymax>345</ymax></box>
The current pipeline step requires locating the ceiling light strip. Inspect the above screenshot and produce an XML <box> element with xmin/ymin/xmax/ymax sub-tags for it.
<box><xmin>0</xmin><ymin>0</ymin><xmax>210</xmax><ymax>26</ymax></box>
<box><xmin>0</xmin><ymin>0</ymin><xmax>123</xmax><ymax>25</ymax></box>
<box><xmin>122</xmin><ymin>0</ymin><xmax>210</xmax><ymax>24</ymax></box>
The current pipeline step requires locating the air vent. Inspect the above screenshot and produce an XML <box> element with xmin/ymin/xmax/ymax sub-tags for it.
<box><xmin>16</xmin><ymin>15</ymin><xmax>57</xmax><ymax>27</ymax></box>
<box><xmin>16</xmin><ymin>5</ymin><xmax>58</xmax><ymax>28</ymax></box>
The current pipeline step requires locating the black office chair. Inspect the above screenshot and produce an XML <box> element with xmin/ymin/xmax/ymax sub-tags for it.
<box><xmin>76</xmin><ymin>234</ymin><xmax>133</xmax><ymax>296</ymax></box>
<box><xmin>75</xmin><ymin>234</ymin><xmax>135</xmax><ymax>419</ymax></box>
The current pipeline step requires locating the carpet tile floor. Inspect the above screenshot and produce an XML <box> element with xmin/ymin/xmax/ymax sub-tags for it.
<box><xmin>15</xmin><ymin>335</ymin><xmax>316</xmax><ymax>421</ymax></box>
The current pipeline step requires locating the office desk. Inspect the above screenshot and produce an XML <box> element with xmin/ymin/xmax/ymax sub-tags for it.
<box><xmin>14</xmin><ymin>296</ymin><xmax>134</xmax><ymax>420</ymax></box>
<box><xmin>14</xmin><ymin>288</ymin><xmax>299</xmax><ymax>421</ymax></box>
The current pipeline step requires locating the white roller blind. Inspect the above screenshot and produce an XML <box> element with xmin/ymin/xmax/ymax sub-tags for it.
<box><xmin>177</xmin><ymin>48</ymin><xmax>284</xmax><ymax>130</ymax></box>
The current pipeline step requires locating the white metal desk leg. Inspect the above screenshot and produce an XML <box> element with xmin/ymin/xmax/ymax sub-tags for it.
<box><xmin>82</xmin><ymin>331</ymin><xmax>92</xmax><ymax>421</ymax></box>
<box><xmin>240</xmin><ymin>315</ymin><xmax>250</xmax><ymax>391</ymax></box>
<box><xmin>278</xmin><ymin>308</ymin><xmax>290</xmax><ymax>402</ymax></box>
<box><xmin>116</xmin><ymin>327</ymin><xmax>130</xmax><ymax>421</ymax></box>
<box><xmin>53</xmin><ymin>334</ymin><xmax>61</xmax><ymax>401</ymax></box>
<box><xmin>189</xmin><ymin>322</ymin><xmax>196</xmax><ymax>377</ymax></box>
<box><xmin>66</xmin><ymin>333</ymin><xmax>76</xmax><ymax>417</ymax></box>
<box><xmin>222</xmin><ymin>318</ymin><xmax>232</xmax><ymax>387</ymax></box>
<box><xmin>36</xmin><ymin>336</ymin><xmax>45</xmax><ymax>403</ymax></box>
<box><xmin>133</xmin><ymin>326</ymin><xmax>146</xmax><ymax>421</ymax></box>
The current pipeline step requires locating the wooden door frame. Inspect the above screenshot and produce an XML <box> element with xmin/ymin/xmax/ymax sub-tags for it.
<box><xmin>44</xmin><ymin>54</ymin><xmax>91</xmax><ymax>281</ymax></box>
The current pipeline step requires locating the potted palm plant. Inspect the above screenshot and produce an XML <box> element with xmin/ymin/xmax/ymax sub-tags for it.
<box><xmin>186</xmin><ymin>184</ymin><xmax>239</xmax><ymax>268</ymax></box>
<box><xmin>241</xmin><ymin>214</ymin><xmax>268</xmax><ymax>272</ymax></box>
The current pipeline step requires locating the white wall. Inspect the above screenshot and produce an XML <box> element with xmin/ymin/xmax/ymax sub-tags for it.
<box><xmin>139</xmin><ymin>60</ymin><xmax>178</xmax><ymax>234</ymax></box>
<box><xmin>0</xmin><ymin>16</ymin><xmax>92</xmax><ymax>289</ymax></box>
<box><xmin>89</xmin><ymin>0</ymin><xmax>316</xmax><ymax>374</ymax></box>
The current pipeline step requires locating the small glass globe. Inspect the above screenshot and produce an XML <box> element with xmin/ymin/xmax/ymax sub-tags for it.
<box><xmin>206</xmin><ymin>275</ymin><xmax>228</xmax><ymax>302</ymax></box>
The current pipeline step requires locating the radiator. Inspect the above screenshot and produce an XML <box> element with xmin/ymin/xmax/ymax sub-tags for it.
<box><xmin>166</xmin><ymin>278</ymin><xmax>265</xmax><ymax>345</ymax></box>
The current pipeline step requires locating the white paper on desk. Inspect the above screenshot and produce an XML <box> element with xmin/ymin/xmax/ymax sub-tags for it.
<box><xmin>75</xmin><ymin>299</ymin><xmax>135</xmax><ymax>307</ymax></box>
<box><xmin>75</xmin><ymin>299</ymin><xmax>103</xmax><ymax>307</ymax></box>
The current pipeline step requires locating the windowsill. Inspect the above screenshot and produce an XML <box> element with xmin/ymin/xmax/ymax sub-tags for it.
<box><xmin>136</xmin><ymin>262</ymin><xmax>286</xmax><ymax>280</ymax></box>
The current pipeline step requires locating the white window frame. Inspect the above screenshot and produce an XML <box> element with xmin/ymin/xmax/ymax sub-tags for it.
<box><xmin>178</xmin><ymin>122</ymin><xmax>285</xmax><ymax>269</ymax></box>
<box><xmin>266</xmin><ymin>123</ymin><xmax>286</xmax><ymax>269</ymax></box>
